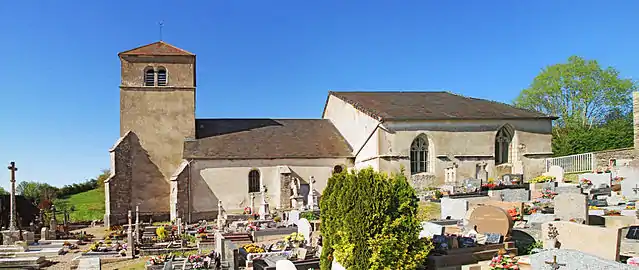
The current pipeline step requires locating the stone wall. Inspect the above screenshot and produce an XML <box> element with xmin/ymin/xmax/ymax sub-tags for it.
<box><xmin>105</xmin><ymin>132</ymin><xmax>171</xmax><ymax>227</ymax></box>
<box><xmin>170</xmin><ymin>161</ymin><xmax>190</xmax><ymax>221</ymax></box>
<box><xmin>593</xmin><ymin>147</ymin><xmax>635</xmax><ymax>169</ymax></box>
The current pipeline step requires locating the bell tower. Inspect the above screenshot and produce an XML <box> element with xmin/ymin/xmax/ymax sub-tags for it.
<box><xmin>118</xmin><ymin>41</ymin><xmax>196</xmax><ymax>186</ymax></box>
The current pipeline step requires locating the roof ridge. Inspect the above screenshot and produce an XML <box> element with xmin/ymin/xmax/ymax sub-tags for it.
<box><xmin>196</xmin><ymin>118</ymin><xmax>328</xmax><ymax>121</ymax></box>
<box><xmin>119</xmin><ymin>41</ymin><xmax>194</xmax><ymax>56</ymax></box>
<box><xmin>444</xmin><ymin>91</ymin><xmax>556</xmax><ymax>118</ymax></box>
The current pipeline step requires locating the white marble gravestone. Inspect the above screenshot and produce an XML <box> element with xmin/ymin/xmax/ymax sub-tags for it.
<box><xmin>554</xmin><ymin>193</ymin><xmax>588</xmax><ymax>224</ymax></box>
<box><xmin>419</xmin><ymin>222</ymin><xmax>444</xmax><ymax>238</ymax></box>
<box><xmin>296</xmin><ymin>218</ymin><xmax>312</xmax><ymax>245</ymax></box>
<box><xmin>545</xmin><ymin>165</ymin><xmax>564</xmax><ymax>182</ymax></box>
<box><xmin>579</xmin><ymin>173</ymin><xmax>611</xmax><ymax>188</ymax></box>
<box><xmin>276</xmin><ymin>259</ymin><xmax>297</xmax><ymax>270</ymax></box>
<box><xmin>288</xmin><ymin>210</ymin><xmax>300</xmax><ymax>226</ymax></box>
<box><xmin>527</xmin><ymin>249</ymin><xmax>634</xmax><ymax>270</ymax></box>
<box><xmin>440</xmin><ymin>197</ymin><xmax>468</xmax><ymax>220</ymax></box>
<box><xmin>620</xmin><ymin>167</ymin><xmax>639</xmax><ymax>201</ymax></box>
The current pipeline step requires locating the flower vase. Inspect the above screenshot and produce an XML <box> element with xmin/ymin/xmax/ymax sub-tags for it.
<box><xmin>544</xmin><ymin>238</ymin><xmax>557</xmax><ymax>249</ymax></box>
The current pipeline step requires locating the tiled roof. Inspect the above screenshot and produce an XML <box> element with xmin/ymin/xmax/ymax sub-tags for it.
<box><xmin>327</xmin><ymin>91</ymin><xmax>557</xmax><ymax>121</ymax></box>
<box><xmin>183</xmin><ymin>119</ymin><xmax>353</xmax><ymax>159</ymax></box>
<box><xmin>118</xmin><ymin>41</ymin><xmax>194</xmax><ymax>56</ymax></box>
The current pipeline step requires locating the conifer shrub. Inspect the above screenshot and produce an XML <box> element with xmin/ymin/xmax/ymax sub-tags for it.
<box><xmin>319</xmin><ymin>167</ymin><xmax>433</xmax><ymax>270</ymax></box>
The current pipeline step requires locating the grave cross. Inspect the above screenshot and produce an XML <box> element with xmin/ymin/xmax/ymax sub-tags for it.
<box><xmin>7</xmin><ymin>162</ymin><xmax>17</xmax><ymax>230</ymax></box>
<box><xmin>544</xmin><ymin>255</ymin><xmax>566</xmax><ymax>270</ymax></box>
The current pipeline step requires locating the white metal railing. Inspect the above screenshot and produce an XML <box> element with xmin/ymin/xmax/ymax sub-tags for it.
<box><xmin>545</xmin><ymin>152</ymin><xmax>595</xmax><ymax>173</ymax></box>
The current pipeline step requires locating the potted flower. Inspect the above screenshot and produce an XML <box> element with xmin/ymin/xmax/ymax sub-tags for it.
<box><xmin>544</xmin><ymin>223</ymin><xmax>559</xmax><ymax>249</ymax></box>
<box><xmin>579</xmin><ymin>179</ymin><xmax>592</xmax><ymax>188</ymax></box>
<box><xmin>284</xmin><ymin>232</ymin><xmax>306</xmax><ymax>247</ymax></box>
<box><xmin>489</xmin><ymin>249</ymin><xmax>519</xmax><ymax>270</ymax></box>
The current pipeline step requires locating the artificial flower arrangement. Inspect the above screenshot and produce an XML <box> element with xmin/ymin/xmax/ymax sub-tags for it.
<box><xmin>507</xmin><ymin>208</ymin><xmax>521</xmax><ymax>221</ymax></box>
<box><xmin>626</xmin><ymin>205</ymin><xmax>636</xmax><ymax>210</ymax></box>
<box><xmin>529</xmin><ymin>175</ymin><xmax>555</xmax><ymax>184</ymax></box>
<box><xmin>242</xmin><ymin>243</ymin><xmax>265</xmax><ymax>254</ymax></box>
<box><xmin>489</xmin><ymin>248</ymin><xmax>519</xmax><ymax>270</ymax></box>
<box><xmin>482</xmin><ymin>183</ymin><xmax>497</xmax><ymax>189</ymax></box>
<box><xmin>580</xmin><ymin>178</ymin><xmax>592</xmax><ymax>186</ymax></box>
<box><xmin>589</xmin><ymin>206</ymin><xmax>601</xmax><ymax>210</ymax></box>
<box><xmin>284</xmin><ymin>232</ymin><xmax>306</xmax><ymax>247</ymax></box>
<box><xmin>243</xmin><ymin>207</ymin><xmax>252</xmax><ymax>215</ymax></box>
<box><xmin>540</xmin><ymin>189</ymin><xmax>558</xmax><ymax>199</ymax></box>
<box><xmin>604</xmin><ymin>209</ymin><xmax>621</xmax><ymax>216</ymax></box>
<box><xmin>147</xmin><ymin>256</ymin><xmax>165</xmax><ymax>265</ymax></box>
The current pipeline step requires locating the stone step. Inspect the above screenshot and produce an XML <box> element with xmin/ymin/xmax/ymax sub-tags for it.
<box><xmin>0</xmin><ymin>256</ymin><xmax>46</xmax><ymax>269</ymax></box>
<box><xmin>77</xmin><ymin>257</ymin><xmax>100</xmax><ymax>270</ymax></box>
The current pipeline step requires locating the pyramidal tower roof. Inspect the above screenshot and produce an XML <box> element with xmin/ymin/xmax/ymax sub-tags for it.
<box><xmin>118</xmin><ymin>41</ymin><xmax>194</xmax><ymax>56</ymax></box>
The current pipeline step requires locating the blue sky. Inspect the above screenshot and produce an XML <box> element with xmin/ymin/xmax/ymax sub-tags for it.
<box><xmin>1</xmin><ymin>1</ymin><xmax>638</xmax><ymax>189</ymax></box>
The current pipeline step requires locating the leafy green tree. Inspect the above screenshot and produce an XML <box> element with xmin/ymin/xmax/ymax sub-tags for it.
<box><xmin>96</xmin><ymin>169</ymin><xmax>110</xmax><ymax>190</ymax></box>
<box><xmin>320</xmin><ymin>167</ymin><xmax>432</xmax><ymax>270</ymax></box>
<box><xmin>0</xmin><ymin>187</ymin><xmax>8</xmax><ymax>195</ymax></box>
<box><xmin>514</xmin><ymin>55</ymin><xmax>636</xmax><ymax>128</ymax></box>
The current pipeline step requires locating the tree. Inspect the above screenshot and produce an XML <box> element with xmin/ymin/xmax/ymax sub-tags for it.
<box><xmin>96</xmin><ymin>169</ymin><xmax>110</xmax><ymax>190</ymax></box>
<box><xmin>514</xmin><ymin>56</ymin><xmax>636</xmax><ymax>128</ymax></box>
<box><xmin>0</xmin><ymin>187</ymin><xmax>8</xmax><ymax>195</ymax></box>
<box><xmin>320</xmin><ymin>167</ymin><xmax>432</xmax><ymax>270</ymax></box>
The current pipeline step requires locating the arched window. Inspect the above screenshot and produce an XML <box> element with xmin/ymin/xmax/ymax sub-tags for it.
<box><xmin>157</xmin><ymin>68</ymin><xmax>167</xmax><ymax>86</ymax></box>
<box><xmin>410</xmin><ymin>136</ymin><xmax>429</xmax><ymax>174</ymax></box>
<box><xmin>495</xmin><ymin>125</ymin><xmax>514</xmax><ymax>165</ymax></box>
<box><xmin>248</xmin><ymin>169</ymin><xmax>260</xmax><ymax>193</ymax></box>
<box><xmin>333</xmin><ymin>165</ymin><xmax>343</xmax><ymax>174</ymax></box>
<box><xmin>144</xmin><ymin>69</ymin><xmax>155</xmax><ymax>86</ymax></box>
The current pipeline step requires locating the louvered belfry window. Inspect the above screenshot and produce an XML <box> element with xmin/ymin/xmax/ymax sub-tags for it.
<box><xmin>248</xmin><ymin>170</ymin><xmax>260</xmax><ymax>193</ymax></box>
<box><xmin>157</xmin><ymin>69</ymin><xmax>167</xmax><ymax>86</ymax></box>
<box><xmin>144</xmin><ymin>69</ymin><xmax>155</xmax><ymax>86</ymax></box>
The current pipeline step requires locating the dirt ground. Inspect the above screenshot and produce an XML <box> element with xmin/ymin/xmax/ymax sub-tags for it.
<box><xmin>40</xmin><ymin>225</ymin><xmax>149</xmax><ymax>269</ymax></box>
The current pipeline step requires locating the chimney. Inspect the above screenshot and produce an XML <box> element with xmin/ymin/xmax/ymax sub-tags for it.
<box><xmin>634</xmin><ymin>92</ymin><xmax>639</xmax><ymax>158</ymax></box>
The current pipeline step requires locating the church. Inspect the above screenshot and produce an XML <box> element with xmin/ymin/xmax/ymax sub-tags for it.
<box><xmin>104</xmin><ymin>41</ymin><xmax>556</xmax><ymax>226</ymax></box>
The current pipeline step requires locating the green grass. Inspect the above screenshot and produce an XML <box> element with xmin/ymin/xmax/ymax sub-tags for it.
<box><xmin>54</xmin><ymin>188</ymin><xmax>105</xmax><ymax>222</ymax></box>
<box><xmin>417</xmin><ymin>201</ymin><xmax>441</xmax><ymax>222</ymax></box>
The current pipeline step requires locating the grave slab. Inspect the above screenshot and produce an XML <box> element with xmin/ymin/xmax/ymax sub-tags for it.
<box><xmin>541</xmin><ymin>221</ymin><xmax>622</xmax><ymax>261</ymax></box>
<box><xmin>527</xmin><ymin>249</ymin><xmax>633</xmax><ymax>270</ymax></box>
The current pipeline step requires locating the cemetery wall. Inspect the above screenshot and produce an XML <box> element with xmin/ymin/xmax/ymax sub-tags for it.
<box><xmin>378</xmin><ymin>119</ymin><xmax>553</xmax><ymax>184</ymax></box>
<box><xmin>322</xmin><ymin>94</ymin><xmax>380</xmax><ymax>169</ymax></box>
<box><xmin>190</xmin><ymin>158</ymin><xmax>349</xmax><ymax>214</ymax></box>
<box><xmin>592</xmin><ymin>147</ymin><xmax>634</xmax><ymax>168</ymax></box>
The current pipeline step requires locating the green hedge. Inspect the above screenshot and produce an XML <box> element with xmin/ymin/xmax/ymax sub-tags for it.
<box><xmin>319</xmin><ymin>167</ymin><xmax>433</xmax><ymax>270</ymax></box>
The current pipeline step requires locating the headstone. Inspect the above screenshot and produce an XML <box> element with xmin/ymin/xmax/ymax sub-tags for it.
<box><xmin>468</xmin><ymin>205</ymin><xmax>513</xmax><ymax>236</ymax></box>
<box><xmin>579</xmin><ymin>173</ymin><xmax>611</xmax><ymax>188</ymax></box>
<box><xmin>554</xmin><ymin>193</ymin><xmax>588</xmax><ymax>224</ymax></box>
<box><xmin>22</xmin><ymin>231</ymin><xmax>34</xmax><ymax>245</ymax></box>
<box><xmin>440</xmin><ymin>197</ymin><xmax>468</xmax><ymax>220</ymax></box>
<box><xmin>546</xmin><ymin>165</ymin><xmax>564</xmax><ymax>182</ymax></box>
<box><xmin>260</xmin><ymin>185</ymin><xmax>270</xmax><ymax>219</ymax></box>
<box><xmin>621</xmin><ymin>167</ymin><xmax>639</xmax><ymax>201</ymax></box>
<box><xmin>419</xmin><ymin>222</ymin><xmax>444</xmax><ymax>238</ymax></box>
<box><xmin>488</xmin><ymin>189</ymin><xmax>529</xmax><ymax>202</ymax></box>
<box><xmin>40</xmin><ymin>227</ymin><xmax>49</xmax><ymax>241</ymax></box>
<box><xmin>445</xmin><ymin>164</ymin><xmax>458</xmax><ymax>185</ymax></box>
<box><xmin>296</xmin><ymin>218</ymin><xmax>311</xmax><ymax>245</ymax></box>
<box><xmin>288</xmin><ymin>210</ymin><xmax>300</xmax><ymax>226</ymax></box>
<box><xmin>276</xmin><ymin>259</ymin><xmax>297</xmax><ymax>270</ymax></box>
<box><xmin>476</xmin><ymin>162</ymin><xmax>488</xmax><ymax>184</ymax></box>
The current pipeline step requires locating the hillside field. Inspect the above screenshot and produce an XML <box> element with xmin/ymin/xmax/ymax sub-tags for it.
<box><xmin>54</xmin><ymin>188</ymin><xmax>105</xmax><ymax>222</ymax></box>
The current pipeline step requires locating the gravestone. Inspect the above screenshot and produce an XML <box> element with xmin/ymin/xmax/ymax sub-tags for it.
<box><xmin>296</xmin><ymin>218</ymin><xmax>311</xmax><ymax>245</ymax></box>
<box><xmin>555</xmin><ymin>185</ymin><xmax>583</xmax><ymax>194</ymax></box>
<box><xmin>579</xmin><ymin>173</ymin><xmax>611</xmax><ymax>188</ymax></box>
<box><xmin>288</xmin><ymin>210</ymin><xmax>300</xmax><ymax>226</ymax></box>
<box><xmin>626</xmin><ymin>226</ymin><xmax>639</xmax><ymax>240</ymax></box>
<box><xmin>528</xmin><ymin>249</ymin><xmax>634</xmax><ymax>270</ymax></box>
<box><xmin>276</xmin><ymin>259</ymin><xmax>297</xmax><ymax>270</ymax></box>
<box><xmin>554</xmin><ymin>193</ymin><xmax>588</xmax><ymax>224</ymax></box>
<box><xmin>468</xmin><ymin>205</ymin><xmax>513</xmax><ymax>236</ymax></box>
<box><xmin>440</xmin><ymin>197</ymin><xmax>468</xmax><ymax>220</ymax></box>
<box><xmin>419</xmin><ymin>222</ymin><xmax>444</xmax><ymax>238</ymax></box>
<box><xmin>488</xmin><ymin>189</ymin><xmax>529</xmax><ymax>202</ymax></box>
<box><xmin>620</xmin><ymin>166</ymin><xmax>639</xmax><ymax>201</ymax></box>
<box><xmin>546</xmin><ymin>165</ymin><xmax>564</xmax><ymax>182</ymax></box>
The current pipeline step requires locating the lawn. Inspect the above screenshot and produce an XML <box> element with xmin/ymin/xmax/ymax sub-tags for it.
<box><xmin>54</xmin><ymin>188</ymin><xmax>105</xmax><ymax>222</ymax></box>
<box><xmin>417</xmin><ymin>201</ymin><xmax>441</xmax><ymax>222</ymax></box>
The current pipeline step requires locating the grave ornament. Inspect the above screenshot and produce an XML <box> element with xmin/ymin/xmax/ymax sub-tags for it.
<box><xmin>545</xmin><ymin>255</ymin><xmax>566</xmax><ymax>270</ymax></box>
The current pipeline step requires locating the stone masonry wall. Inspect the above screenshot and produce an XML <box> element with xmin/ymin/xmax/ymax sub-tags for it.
<box><xmin>171</xmin><ymin>163</ymin><xmax>190</xmax><ymax>221</ymax></box>
<box><xmin>105</xmin><ymin>132</ymin><xmax>134</xmax><ymax>227</ymax></box>
<box><xmin>593</xmin><ymin>147</ymin><xmax>635</xmax><ymax>169</ymax></box>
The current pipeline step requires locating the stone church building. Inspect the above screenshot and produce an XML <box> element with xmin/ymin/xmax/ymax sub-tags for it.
<box><xmin>104</xmin><ymin>41</ymin><xmax>556</xmax><ymax>226</ymax></box>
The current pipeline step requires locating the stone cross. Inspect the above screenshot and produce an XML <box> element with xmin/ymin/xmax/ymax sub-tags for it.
<box><xmin>308</xmin><ymin>176</ymin><xmax>316</xmax><ymax>208</ymax></box>
<box><xmin>544</xmin><ymin>255</ymin><xmax>566</xmax><ymax>270</ymax></box>
<box><xmin>50</xmin><ymin>204</ymin><xmax>57</xmax><ymax>234</ymax></box>
<box><xmin>63</xmin><ymin>209</ymin><xmax>69</xmax><ymax>227</ymax></box>
<box><xmin>7</xmin><ymin>162</ymin><xmax>18</xmax><ymax>231</ymax></box>
<box><xmin>217</xmin><ymin>200</ymin><xmax>223</xmax><ymax>228</ymax></box>
<box><xmin>126</xmin><ymin>210</ymin><xmax>134</xmax><ymax>258</ymax></box>
<box><xmin>250</xmin><ymin>193</ymin><xmax>255</xmax><ymax>213</ymax></box>
<box><xmin>261</xmin><ymin>185</ymin><xmax>268</xmax><ymax>204</ymax></box>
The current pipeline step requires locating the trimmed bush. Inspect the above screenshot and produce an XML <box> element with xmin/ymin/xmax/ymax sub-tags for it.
<box><xmin>320</xmin><ymin>167</ymin><xmax>433</xmax><ymax>270</ymax></box>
